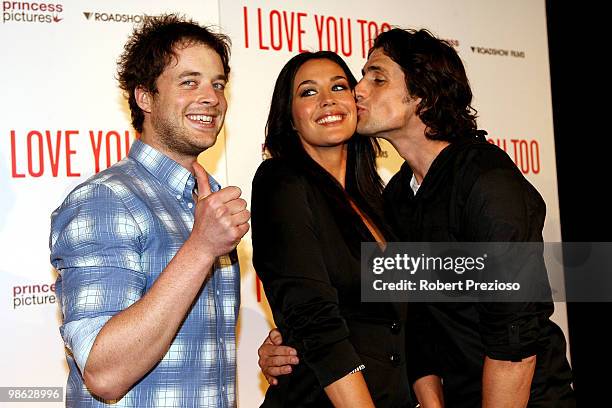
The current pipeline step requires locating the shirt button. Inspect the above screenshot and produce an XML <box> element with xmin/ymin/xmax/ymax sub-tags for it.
<box><xmin>188</xmin><ymin>202</ymin><xmax>193</xmax><ymax>209</ymax></box>
<box><xmin>389</xmin><ymin>353</ymin><xmax>401</xmax><ymax>366</ymax></box>
<box><xmin>390</xmin><ymin>321</ymin><xmax>401</xmax><ymax>334</ymax></box>
<box><xmin>216</xmin><ymin>290</ymin><xmax>220</xmax><ymax>296</ymax></box>
<box><xmin>176</xmin><ymin>194</ymin><xmax>181</xmax><ymax>200</ymax></box>
<box><xmin>220</xmin><ymin>338</ymin><xmax>224</xmax><ymax>343</ymax></box>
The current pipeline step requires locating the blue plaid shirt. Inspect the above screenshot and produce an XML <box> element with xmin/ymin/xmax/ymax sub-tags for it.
<box><xmin>50</xmin><ymin>140</ymin><xmax>239</xmax><ymax>407</ymax></box>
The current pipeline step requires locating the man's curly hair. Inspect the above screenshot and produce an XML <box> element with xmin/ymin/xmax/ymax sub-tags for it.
<box><xmin>371</xmin><ymin>28</ymin><xmax>478</xmax><ymax>141</ymax></box>
<box><xmin>117</xmin><ymin>14</ymin><xmax>231</xmax><ymax>132</ymax></box>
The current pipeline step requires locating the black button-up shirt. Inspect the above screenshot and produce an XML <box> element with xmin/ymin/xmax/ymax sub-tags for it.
<box><xmin>384</xmin><ymin>136</ymin><xmax>575</xmax><ymax>407</ymax></box>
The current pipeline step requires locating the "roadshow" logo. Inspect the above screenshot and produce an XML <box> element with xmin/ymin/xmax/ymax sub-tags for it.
<box><xmin>470</xmin><ymin>45</ymin><xmax>525</xmax><ymax>58</ymax></box>
<box><xmin>82</xmin><ymin>11</ymin><xmax>151</xmax><ymax>24</ymax></box>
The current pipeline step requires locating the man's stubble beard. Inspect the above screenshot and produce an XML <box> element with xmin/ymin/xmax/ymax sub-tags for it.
<box><xmin>356</xmin><ymin>94</ymin><xmax>415</xmax><ymax>138</ymax></box>
<box><xmin>356</xmin><ymin>115</ymin><xmax>384</xmax><ymax>138</ymax></box>
<box><xmin>152</xmin><ymin>113</ymin><xmax>216</xmax><ymax>157</ymax></box>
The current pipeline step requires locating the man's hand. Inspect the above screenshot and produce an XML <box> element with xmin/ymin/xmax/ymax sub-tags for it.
<box><xmin>413</xmin><ymin>375</ymin><xmax>445</xmax><ymax>408</ymax></box>
<box><xmin>258</xmin><ymin>328</ymin><xmax>299</xmax><ymax>385</ymax></box>
<box><xmin>191</xmin><ymin>162</ymin><xmax>250</xmax><ymax>258</ymax></box>
<box><xmin>482</xmin><ymin>355</ymin><xmax>536</xmax><ymax>408</ymax></box>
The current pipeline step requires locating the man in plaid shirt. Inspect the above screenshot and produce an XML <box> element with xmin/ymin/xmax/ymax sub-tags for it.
<box><xmin>50</xmin><ymin>14</ymin><xmax>249</xmax><ymax>407</ymax></box>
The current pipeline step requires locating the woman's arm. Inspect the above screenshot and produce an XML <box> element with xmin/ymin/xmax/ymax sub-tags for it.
<box><xmin>325</xmin><ymin>371</ymin><xmax>375</xmax><ymax>408</ymax></box>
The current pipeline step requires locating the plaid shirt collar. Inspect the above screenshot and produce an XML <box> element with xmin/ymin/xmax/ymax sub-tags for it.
<box><xmin>128</xmin><ymin>139</ymin><xmax>221</xmax><ymax>198</ymax></box>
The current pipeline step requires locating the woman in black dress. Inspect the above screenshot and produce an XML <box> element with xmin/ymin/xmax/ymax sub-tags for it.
<box><xmin>251</xmin><ymin>51</ymin><xmax>412</xmax><ymax>407</ymax></box>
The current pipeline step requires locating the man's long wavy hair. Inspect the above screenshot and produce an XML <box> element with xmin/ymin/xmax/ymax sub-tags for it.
<box><xmin>371</xmin><ymin>28</ymin><xmax>478</xmax><ymax>141</ymax></box>
<box><xmin>265</xmin><ymin>51</ymin><xmax>386</xmax><ymax>220</ymax></box>
<box><xmin>117</xmin><ymin>14</ymin><xmax>231</xmax><ymax>133</ymax></box>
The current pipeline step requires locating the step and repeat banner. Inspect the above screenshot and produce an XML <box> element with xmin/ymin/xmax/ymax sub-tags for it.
<box><xmin>0</xmin><ymin>0</ymin><xmax>565</xmax><ymax>406</ymax></box>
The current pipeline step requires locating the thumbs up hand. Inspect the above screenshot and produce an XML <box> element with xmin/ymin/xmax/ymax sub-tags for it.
<box><xmin>191</xmin><ymin>161</ymin><xmax>250</xmax><ymax>258</ymax></box>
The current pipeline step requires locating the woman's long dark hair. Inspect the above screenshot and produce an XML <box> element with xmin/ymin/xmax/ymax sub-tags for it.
<box><xmin>264</xmin><ymin>51</ymin><xmax>386</xmax><ymax>229</ymax></box>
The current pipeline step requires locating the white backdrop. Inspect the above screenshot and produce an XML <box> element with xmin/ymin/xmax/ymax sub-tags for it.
<box><xmin>0</xmin><ymin>0</ymin><xmax>565</xmax><ymax>406</ymax></box>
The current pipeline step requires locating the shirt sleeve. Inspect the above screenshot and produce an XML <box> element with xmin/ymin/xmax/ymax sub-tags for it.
<box><xmin>405</xmin><ymin>303</ymin><xmax>443</xmax><ymax>383</ymax></box>
<box><xmin>251</xmin><ymin>161</ymin><xmax>362</xmax><ymax>387</ymax></box>
<box><xmin>50</xmin><ymin>181</ymin><xmax>146</xmax><ymax>372</ymax></box>
<box><xmin>463</xmin><ymin>166</ymin><xmax>550</xmax><ymax>361</ymax></box>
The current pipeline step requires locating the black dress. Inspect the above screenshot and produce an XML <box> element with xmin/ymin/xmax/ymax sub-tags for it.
<box><xmin>252</xmin><ymin>157</ymin><xmax>412</xmax><ymax>407</ymax></box>
<box><xmin>384</xmin><ymin>134</ymin><xmax>575</xmax><ymax>408</ymax></box>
